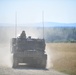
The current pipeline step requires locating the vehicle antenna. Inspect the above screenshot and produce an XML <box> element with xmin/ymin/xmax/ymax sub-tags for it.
<box><xmin>15</xmin><ymin>12</ymin><xmax>17</xmax><ymax>38</ymax></box>
<box><xmin>42</xmin><ymin>11</ymin><xmax>44</xmax><ymax>39</ymax></box>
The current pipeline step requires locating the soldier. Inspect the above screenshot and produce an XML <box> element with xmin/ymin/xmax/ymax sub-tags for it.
<box><xmin>20</xmin><ymin>30</ymin><xmax>26</xmax><ymax>39</ymax></box>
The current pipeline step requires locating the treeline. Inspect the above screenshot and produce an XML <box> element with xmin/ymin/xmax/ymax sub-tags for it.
<box><xmin>43</xmin><ymin>27</ymin><xmax>76</xmax><ymax>43</ymax></box>
<box><xmin>0</xmin><ymin>26</ymin><xmax>76</xmax><ymax>43</ymax></box>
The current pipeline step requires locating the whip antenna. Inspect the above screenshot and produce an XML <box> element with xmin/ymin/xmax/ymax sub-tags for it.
<box><xmin>15</xmin><ymin>12</ymin><xmax>17</xmax><ymax>38</ymax></box>
<box><xmin>42</xmin><ymin>11</ymin><xmax>44</xmax><ymax>39</ymax></box>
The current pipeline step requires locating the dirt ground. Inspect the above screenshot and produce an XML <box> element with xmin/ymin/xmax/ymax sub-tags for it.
<box><xmin>0</xmin><ymin>43</ymin><xmax>70</xmax><ymax>75</ymax></box>
<box><xmin>46</xmin><ymin>43</ymin><xmax>76</xmax><ymax>75</ymax></box>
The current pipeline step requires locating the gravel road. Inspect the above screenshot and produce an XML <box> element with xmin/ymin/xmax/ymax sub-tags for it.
<box><xmin>0</xmin><ymin>65</ymin><xmax>69</xmax><ymax>75</ymax></box>
<box><xmin>0</xmin><ymin>44</ymin><xmax>69</xmax><ymax>75</ymax></box>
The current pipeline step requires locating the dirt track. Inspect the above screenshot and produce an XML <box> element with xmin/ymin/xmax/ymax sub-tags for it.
<box><xmin>0</xmin><ymin>44</ymin><xmax>69</xmax><ymax>75</ymax></box>
<box><xmin>0</xmin><ymin>65</ymin><xmax>69</xmax><ymax>75</ymax></box>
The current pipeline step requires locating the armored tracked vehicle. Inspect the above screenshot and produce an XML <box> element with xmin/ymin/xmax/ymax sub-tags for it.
<box><xmin>11</xmin><ymin>31</ymin><xmax>47</xmax><ymax>68</ymax></box>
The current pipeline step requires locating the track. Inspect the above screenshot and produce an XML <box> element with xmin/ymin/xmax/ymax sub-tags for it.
<box><xmin>0</xmin><ymin>65</ymin><xmax>69</xmax><ymax>75</ymax></box>
<box><xmin>0</xmin><ymin>44</ymin><xmax>69</xmax><ymax>75</ymax></box>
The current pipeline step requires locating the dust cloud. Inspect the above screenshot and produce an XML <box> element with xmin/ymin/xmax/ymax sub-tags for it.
<box><xmin>46</xmin><ymin>44</ymin><xmax>53</xmax><ymax>69</ymax></box>
<box><xmin>0</xmin><ymin>44</ymin><xmax>12</xmax><ymax>67</ymax></box>
<box><xmin>0</xmin><ymin>26</ymin><xmax>53</xmax><ymax>68</ymax></box>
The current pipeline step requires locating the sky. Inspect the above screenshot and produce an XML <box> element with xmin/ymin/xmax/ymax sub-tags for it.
<box><xmin>0</xmin><ymin>0</ymin><xmax>76</xmax><ymax>24</ymax></box>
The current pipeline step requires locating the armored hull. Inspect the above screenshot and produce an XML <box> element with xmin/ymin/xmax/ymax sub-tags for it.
<box><xmin>11</xmin><ymin>31</ymin><xmax>47</xmax><ymax>68</ymax></box>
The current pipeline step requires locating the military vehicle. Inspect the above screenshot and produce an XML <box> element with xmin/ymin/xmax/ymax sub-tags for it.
<box><xmin>11</xmin><ymin>31</ymin><xmax>47</xmax><ymax>68</ymax></box>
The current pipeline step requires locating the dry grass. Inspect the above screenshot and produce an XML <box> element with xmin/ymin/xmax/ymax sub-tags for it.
<box><xmin>46</xmin><ymin>43</ymin><xmax>76</xmax><ymax>75</ymax></box>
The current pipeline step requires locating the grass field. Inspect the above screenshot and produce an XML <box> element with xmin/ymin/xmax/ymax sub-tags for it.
<box><xmin>46</xmin><ymin>43</ymin><xmax>76</xmax><ymax>75</ymax></box>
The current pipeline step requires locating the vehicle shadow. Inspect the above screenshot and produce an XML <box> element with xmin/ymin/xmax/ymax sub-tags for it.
<box><xmin>13</xmin><ymin>65</ymin><xmax>48</xmax><ymax>71</ymax></box>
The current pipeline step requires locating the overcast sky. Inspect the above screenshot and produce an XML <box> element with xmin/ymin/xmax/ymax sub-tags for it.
<box><xmin>0</xmin><ymin>0</ymin><xmax>76</xmax><ymax>24</ymax></box>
